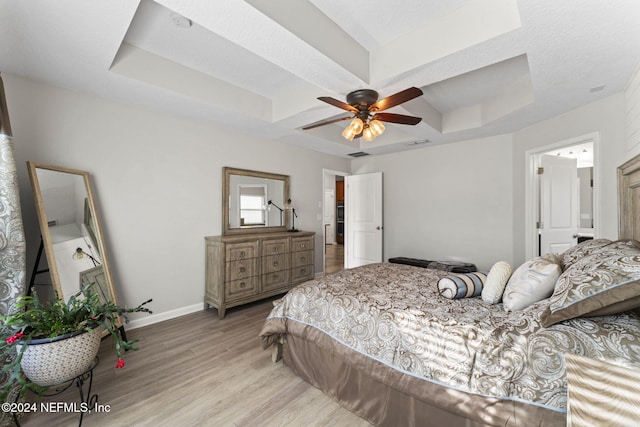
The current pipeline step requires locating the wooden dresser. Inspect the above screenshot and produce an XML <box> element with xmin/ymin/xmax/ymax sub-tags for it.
<box><xmin>205</xmin><ymin>231</ymin><xmax>315</xmax><ymax>318</ymax></box>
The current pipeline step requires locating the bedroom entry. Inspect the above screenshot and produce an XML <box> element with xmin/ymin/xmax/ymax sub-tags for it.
<box><xmin>322</xmin><ymin>170</ymin><xmax>384</xmax><ymax>273</ymax></box>
<box><xmin>323</xmin><ymin>169</ymin><xmax>348</xmax><ymax>275</ymax></box>
<box><xmin>526</xmin><ymin>133</ymin><xmax>599</xmax><ymax>259</ymax></box>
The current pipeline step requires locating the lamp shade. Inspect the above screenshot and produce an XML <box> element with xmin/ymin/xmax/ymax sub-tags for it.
<box><xmin>350</xmin><ymin>117</ymin><xmax>364</xmax><ymax>134</ymax></box>
<box><xmin>363</xmin><ymin>126</ymin><xmax>375</xmax><ymax>142</ymax></box>
<box><xmin>369</xmin><ymin>119</ymin><xmax>385</xmax><ymax>136</ymax></box>
<box><xmin>0</xmin><ymin>73</ymin><xmax>12</xmax><ymax>138</ymax></box>
<box><xmin>341</xmin><ymin>123</ymin><xmax>358</xmax><ymax>140</ymax></box>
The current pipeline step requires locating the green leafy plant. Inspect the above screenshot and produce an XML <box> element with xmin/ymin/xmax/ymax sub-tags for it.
<box><xmin>0</xmin><ymin>283</ymin><xmax>152</xmax><ymax>401</ymax></box>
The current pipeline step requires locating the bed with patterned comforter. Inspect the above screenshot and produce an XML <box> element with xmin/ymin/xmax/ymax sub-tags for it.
<box><xmin>260</xmin><ymin>240</ymin><xmax>640</xmax><ymax>426</ymax></box>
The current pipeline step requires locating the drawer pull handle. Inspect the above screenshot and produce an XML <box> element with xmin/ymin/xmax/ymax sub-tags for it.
<box><xmin>239</xmin><ymin>267</ymin><xmax>246</xmax><ymax>273</ymax></box>
<box><xmin>300</xmin><ymin>268</ymin><xmax>306</xmax><ymax>274</ymax></box>
<box><xmin>300</xmin><ymin>257</ymin><xmax>305</xmax><ymax>262</ymax></box>
<box><xmin>240</xmin><ymin>281</ymin><xmax>246</xmax><ymax>288</ymax></box>
<box><xmin>273</xmin><ymin>261</ymin><xmax>279</xmax><ymax>267</ymax></box>
<box><xmin>240</xmin><ymin>251</ymin><xmax>245</xmax><ymax>258</ymax></box>
<box><xmin>301</xmin><ymin>243</ymin><xmax>306</xmax><ymax>248</ymax></box>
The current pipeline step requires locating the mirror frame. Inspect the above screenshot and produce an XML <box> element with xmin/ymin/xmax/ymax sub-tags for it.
<box><xmin>26</xmin><ymin>161</ymin><xmax>122</xmax><ymax>328</ymax></box>
<box><xmin>223</xmin><ymin>167</ymin><xmax>290</xmax><ymax>235</ymax></box>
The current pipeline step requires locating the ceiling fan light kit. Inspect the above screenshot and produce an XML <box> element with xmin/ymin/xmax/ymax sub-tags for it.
<box><xmin>341</xmin><ymin>117</ymin><xmax>364</xmax><ymax>140</ymax></box>
<box><xmin>303</xmin><ymin>87</ymin><xmax>424</xmax><ymax>143</ymax></box>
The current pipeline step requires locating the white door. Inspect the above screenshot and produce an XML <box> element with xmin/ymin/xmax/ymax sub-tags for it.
<box><xmin>540</xmin><ymin>154</ymin><xmax>578</xmax><ymax>255</ymax></box>
<box><xmin>345</xmin><ymin>172</ymin><xmax>383</xmax><ymax>268</ymax></box>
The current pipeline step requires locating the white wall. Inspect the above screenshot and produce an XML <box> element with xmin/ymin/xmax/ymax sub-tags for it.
<box><xmin>351</xmin><ymin>135</ymin><xmax>514</xmax><ymax>271</ymax></box>
<box><xmin>4</xmin><ymin>73</ymin><xmax>349</xmax><ymax>327</ymax></box>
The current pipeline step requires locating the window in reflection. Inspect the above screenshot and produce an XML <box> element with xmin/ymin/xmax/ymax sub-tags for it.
<box><xmin>239</xmin><ymin>185</ymin><xmax>267</xmax><ymax>226</ymax></box>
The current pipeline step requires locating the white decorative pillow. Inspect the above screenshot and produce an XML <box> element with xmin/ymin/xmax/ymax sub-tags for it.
<box><xmin>482</xmin><ymin>261</ymin><xmax>512</xmax><ymax>304</ymax></box>
<box><xmin>503</xmin><ymin>254</ymin><xmax>562</xmax><ymax>311</ymax></box>
<box><xmin>437</xmin><ymin>272</ymin><xmax>487</xmax><ymax>300</ymax></box>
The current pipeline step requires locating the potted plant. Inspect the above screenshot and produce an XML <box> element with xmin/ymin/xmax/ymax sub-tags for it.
<box><xmin>0</xmin><ymin>282</ymin><xmax>152</xmax><ymax>401</ymax></box>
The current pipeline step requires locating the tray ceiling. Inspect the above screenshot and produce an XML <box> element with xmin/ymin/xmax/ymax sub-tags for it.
<box><xmin>1</xmin><ymin>0</ymin><xmax>639</xmax><ymax>157</ymax></box>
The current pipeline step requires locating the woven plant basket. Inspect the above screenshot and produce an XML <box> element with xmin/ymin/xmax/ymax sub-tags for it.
<box><xmin>16</xmin><ymin>327</ymin><xmax>102</xmax><ymax>387</ymax></box>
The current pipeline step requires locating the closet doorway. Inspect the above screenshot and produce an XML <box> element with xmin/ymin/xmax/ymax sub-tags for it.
<box><xmin>525</xmin><ymin>133</ymin><xmax>600</xmax><ymax>260</ymax></box>
<box><xmin>322</xmin><ymin>169</ymin><xmax>348</xmax><ymax>275</ymax></box>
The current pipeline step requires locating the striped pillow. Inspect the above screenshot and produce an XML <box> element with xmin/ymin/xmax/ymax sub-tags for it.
<box><xmin>437</xmin><ymin>272</ymin><xmax>487</xmax><ymax>299</ymax></box>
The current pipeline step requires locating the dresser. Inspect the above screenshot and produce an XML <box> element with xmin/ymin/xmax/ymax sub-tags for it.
<box><xmin>205</xmin><ymin>231</ymin><xmax>315</xmax><ymax>318</ymax></box>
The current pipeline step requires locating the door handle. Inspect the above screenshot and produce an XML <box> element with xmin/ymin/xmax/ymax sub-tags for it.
<box><xmin>573</xmin><ymin>234</ymin><xmax>578</xmax><ymax>238</ymax></box>
<box><xmin>376</xmin><ymin>226</ymin><xmax>382</xmax><ymax>230</ymax></box>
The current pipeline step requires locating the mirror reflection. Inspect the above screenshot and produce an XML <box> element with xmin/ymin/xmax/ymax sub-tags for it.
<box><xmin>223</xmin><ymin>167</ymin><xmax>289</xmax><ymax>235</ymax></box>
<box><xmin>27</xmin><ymin>162</ymin><xmax>119</xmax><ymax>313</ymax></box>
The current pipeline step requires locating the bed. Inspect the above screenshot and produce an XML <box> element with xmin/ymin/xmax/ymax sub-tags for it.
<box><xmin>259</xmin><ymin>155</ymin><xmax>640</xmax><ymax>426</ymax></box>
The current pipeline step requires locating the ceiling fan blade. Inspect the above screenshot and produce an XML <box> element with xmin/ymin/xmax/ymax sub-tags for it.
<box><xmin>318</xmin><ymin>96</ymin><xmax>359</xmax><ymax>113</ymax></box>
<box><xmin>372</xmin><ymin>112</ymin><xmax>422</xmax><ymax>125</ymax></box>
<box><xmin>369</xmin><ymin>87</ymin><xmax>423</xmax><ymax>112</ymax></box>
<box><xmin>302</xmin><ymin>115</ymin><xmax>353</xmax><ymax>130</ymax></box>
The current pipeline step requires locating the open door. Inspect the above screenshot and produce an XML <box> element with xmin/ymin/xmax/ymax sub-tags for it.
<box><xmin>345</xmin><ymin>172</ymin><xmax>383</xmax><ymax>268</ymax></box>
<box><xmin>539</xmin><ymin>154</ymin><xmax>578</xmax><ymax>255</ymax></box>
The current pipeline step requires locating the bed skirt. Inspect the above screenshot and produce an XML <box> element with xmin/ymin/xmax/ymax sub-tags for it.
<box><xmin>278</xmin><ymin>322</ymin><xmax>566</xmax><ymax>427</ymax></box>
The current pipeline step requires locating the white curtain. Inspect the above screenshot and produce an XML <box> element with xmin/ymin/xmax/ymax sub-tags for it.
<box><xmin>0</xmin><ymin>73</ymin><xmax>26</xmax><ymax>424</ymax></box>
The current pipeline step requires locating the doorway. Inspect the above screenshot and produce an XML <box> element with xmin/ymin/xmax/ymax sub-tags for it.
<box><xmin>322</xmin><ymin>169</ymin><xmax>348</xmax><ymax>275</ymax></box>
<box><xmin>525</xmin><ymin>133</ymin><xmax>600</xmax><ymax>260</ymax></box>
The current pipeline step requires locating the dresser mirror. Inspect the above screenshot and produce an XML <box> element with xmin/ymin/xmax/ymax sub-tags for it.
<box><xmin>26</xmin><ymin>162</ymin><xmax>121</xmax><ymax>329</ymax></box>
<box><xmin>223</xmin><ymin>167</ymin><xmax>290</xmax><ymax>235</ymax></box>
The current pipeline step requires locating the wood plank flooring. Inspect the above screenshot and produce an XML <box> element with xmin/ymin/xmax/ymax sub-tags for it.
<box><xmin>18</xmin><ymin>298</ymin><xmax>371</xmax><ymax>426</ymax></box>
<box><xmin>324</xmin><ymin>244</ymin><xmax>344</xmax><ymax>275</ymax></box>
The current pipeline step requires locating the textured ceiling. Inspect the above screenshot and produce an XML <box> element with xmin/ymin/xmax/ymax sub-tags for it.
<box><xmin>1</xmin><ymin>0</ymin><xmax>639</xmax><ymax>158</ymax></box>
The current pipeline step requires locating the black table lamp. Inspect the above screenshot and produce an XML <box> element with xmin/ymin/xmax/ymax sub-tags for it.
<box><xmin>286</xmin><ymin>198</ymin><xmax>299</xmax><ymax>232</ymax></box>
<box><xmin>267</xmin><ymin>200</ymin><xmax>284</xmax><ymax>226</ymax></box>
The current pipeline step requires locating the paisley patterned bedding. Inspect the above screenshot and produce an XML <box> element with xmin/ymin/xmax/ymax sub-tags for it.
<box><xmin>260</xmin><ymin>262</ymin><xmax>640</xmax><ymax>412</ymax></box>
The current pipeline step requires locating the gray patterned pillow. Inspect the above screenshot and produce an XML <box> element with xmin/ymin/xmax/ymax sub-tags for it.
<box><xmin>541</xmin><ymin>240</ymin><xmax>640</xmax><ymax>327</ymax></box>
<box><xmin>561</xmin><ymin>238</ymin><xmax>612</xmax><ymax>269</ymax></box>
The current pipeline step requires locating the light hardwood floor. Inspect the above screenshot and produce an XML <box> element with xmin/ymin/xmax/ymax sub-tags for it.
<box><xmin>324</xmin><ymin>244</ymin><xmax>344</xmax><ymax>275</ymax></box>
<box><xmin>19</xmin><ymin>298</ymin><xmax>371</xmax><ymax>426</ymax></box>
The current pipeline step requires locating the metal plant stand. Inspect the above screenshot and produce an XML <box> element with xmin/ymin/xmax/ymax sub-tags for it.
<box><xmin>13</xmin><ymin>357</ymin><xmax>99</xmax><ymax>427</ymax></box>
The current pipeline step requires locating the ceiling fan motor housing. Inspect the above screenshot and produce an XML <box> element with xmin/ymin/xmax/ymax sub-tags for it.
<box><xmin>346</xmin><ymin>89</ymin><xmax>379</xmax><ymax>109</ymax></box>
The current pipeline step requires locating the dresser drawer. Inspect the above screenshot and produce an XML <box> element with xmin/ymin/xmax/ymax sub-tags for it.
<box><xmin>262</xmin><ymin>270</ymin><xmax>289</xmax><ymax>291</ymax></box>
<box><xmin>226</xmin><ymin>259</ymin><xmax>257</xmax><ymax>281</ymax></box>
<box><xmin>226</xmin><ymin>242</ymin><xmax>256</xmax><ymax>261</ymax></box>
<box><xmin>291</xmin><ymin>265</ymin><xmax>313</xmax><ymax>282</ymax></box>
<box><xmin>225</xmin><ymin>277</ymin><xmax>257</xmax><ymax>300</ymax></box>
<box><xmin>262</xmin><ymin>253</ymin><xmax>288</xmax><ymax>274</ymax></box>
<box><xmin>292</xmin><ymin>250</ymin><xmax>313</xmax><ymax>268</ymax></box>
<box><xmin>291</xmin><ymin>236</ymin><xmax>313</xmax><ymax>252</ymax></box>
<box><xmin>262</xmin><ymin>238</ymin><xmax>288</xmax><ymax>256</ymax></box>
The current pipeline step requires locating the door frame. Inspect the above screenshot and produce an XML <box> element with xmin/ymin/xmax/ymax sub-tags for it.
<box><xmin>524</xmin><ymin>132</ymin><xmax>601</xmax><ymax>260</ymax></box>
<box><xmin>322</xmin><ymin>168</ymin><xmax>349</xmax><ymax>275</ymax></box>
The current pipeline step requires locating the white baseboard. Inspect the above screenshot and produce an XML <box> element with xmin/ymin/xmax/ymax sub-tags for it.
<box><xmin>124</xmin><ymin>302</ymin><xmax>205</xmax><ymax>330</ymax></box>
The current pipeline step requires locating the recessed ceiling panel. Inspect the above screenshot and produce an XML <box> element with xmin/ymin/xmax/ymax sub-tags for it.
<box><xmin>423</xmin><ymin>54</ymin><xmax>530</xmax><ymax>113</ymax></box>
<box><xmin>124</xmin><ymin>0</ymin><xmax>301</xmax><ymax>99</ymax></box>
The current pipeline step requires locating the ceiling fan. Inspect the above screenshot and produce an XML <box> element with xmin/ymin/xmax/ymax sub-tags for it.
<box><xmin>302</xmin><ymin>87</ymin><xmax>423</xmax><ymax>141</ymax></box>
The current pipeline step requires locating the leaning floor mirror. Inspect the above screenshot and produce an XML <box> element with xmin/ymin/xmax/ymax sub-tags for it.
<box><xmin>26</xmin><ymin>161</ymin><xmax>122</xmax><ymax>333</ymax></box>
